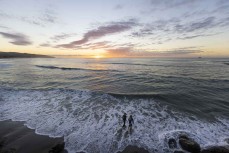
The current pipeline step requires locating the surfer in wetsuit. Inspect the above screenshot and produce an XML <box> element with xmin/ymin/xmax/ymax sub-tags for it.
<box><xmin>122</xmin><ymin>113</ymin><xmax>127</xmax><ymax>127</ymax></box>
<box><xmin>128</xmin><ymin>115</ymin><xmax>134</xmax><ymax>132</ymax></box>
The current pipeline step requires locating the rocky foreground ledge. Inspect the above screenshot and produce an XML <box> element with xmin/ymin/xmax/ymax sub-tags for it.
<box><xmin>0</xmin><ymin>120</ymin><xmax>149</xmax><ymax>153</ymax></box>
<box><xmin>168</xmin><ymin>134</ymin><xmax>229</xmax><ymax>153</ymax></box>
<box><xmin>0</xmin><ymin>120</ymin><xmax>67</xmax><ymax>153</ymax></box>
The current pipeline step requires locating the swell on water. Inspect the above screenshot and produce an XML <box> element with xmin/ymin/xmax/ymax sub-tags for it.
<box><xmin>103</xmin><ymin>62</ymin><xmax>199</xmax><ymax>68</ymax></box>
<box><xmin>35</xmin><ymin>65</ymin><xmax>122</xmax><ymax>72</ymax></box>
<box><xmin>0</xmin><ymin>88</ymin><xmax>228</xmax><ymax>153</ymax></box>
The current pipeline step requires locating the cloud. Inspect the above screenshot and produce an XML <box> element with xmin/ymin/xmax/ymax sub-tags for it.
<box><xmin>57</xmin><ymin>41</ymin><xmax>132</xmax><ymax>51</ymax></box>
<box><xmin>40</xmin><ymin>42</ymin><xmax>51</xmax><ymax>47</ymax></box>
<box><xmin>131</xmin><ymin>17</ymin><xmax>180</xmax><ymax>37</ymax></box>
<box><xmin>38</xmin><ymin>8</ymin><xmax>58</xmax><ymax>24</ymax></box>
<box><xmin>57</xmin><ymin>19</ymin><xmax>138</xmax><ymax>48</ymax></box>
<box><xmin>136</xmin><ymin>0</ymin><xmax>229</xmax><ymax>45</ymax></box>
<box><xmin>106</xmin><ymin>47</ymin><xmax>133</xmax><ymax>57</ymax></box>
<box><xmin>114</xmin><ymin>4</ymin><xmax>123</xmax><ymax>10</ymax></box>
<box><xmin>0</xmin><ymin>8</ymin><xmax>58</xmax><ymax>27</ymax></box>
<box><xmin>0</xmin><ymin>32</ymin><xmax>32</xmax><ymax>45</ymax></box>
<box><xmin>0</xmin><ymin>11</ymin><xmax>10</xmax><ymax>18</ymax></box>
<box><xmin>178</xmin><ymin>33</ymin><xmax>219</xmax><ymax>40</ymax></box>
<box><xmin>158</xmin><ymin>49</ymin><xmax>203</xmax><ymax>55</ymax></box>
<box><xmin>150</xmin><ymin>0</ymin><xmax>199</xmax><ymax>10</ymax></box>
<box><xmin>174</xmin><ymin>16</ymin><xmax>229</xmax><ymax>34</ymax></box>
<box><xmin>106</xmin><ymin>46</ymin><xmax>203</xmax><ymax>57</ymax></box>
<box><xmin>50</xmin><ymin>33</ymin><xmax>77</xmax><ymax>42</ymax></box>
<box><xmin>82</xmin><ymin>41</ymin><xmax>115</xmax><ymax>50</ymax></box>
<box><xmin>0</xmin><ymin>11</ymin><xmax>40</xmax><ymax>26</ymax></box>
<box><xmin>0</xmin><ymin>25</ymin><xmax>9</xmax><ymax>29</ymax></box>
<box><xmin>174</xmin><ymin>17</ymin><xmax>216</xmax><ymax>33</ymax></box>
<box><xmin>139</xmin><ymin>16</ymin><xmax>216</xmax><ymax>36</ymax></box>
<box><xmin>20</xmin><ymin>17</ymin><xmax>44</xmax><ymax>27</ymax></box>
<box><xmin>40</xmin><ymin>32</ymin><xmax>76</xmax><ymax>47</ymax></box>
<box><xmin>217</xmin><ymin>0</ymin><xmax>229</xmax><ymax>5</ymax></box>
<box><xmin>130</xmin><ymin>15</ymin><xmax>229</xmax><ymax>44</ymax></box>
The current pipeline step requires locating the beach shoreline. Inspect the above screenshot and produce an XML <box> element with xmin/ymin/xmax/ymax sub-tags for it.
<box><xmin>0</xmin><ymin>120</ymin><xmax>150</xmax><ymax>153</ymax></box>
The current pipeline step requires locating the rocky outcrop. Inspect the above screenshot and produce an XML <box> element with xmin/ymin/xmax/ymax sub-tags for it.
<box><xmin>225</xmin><ymin>138</ymin><xmax>229</xmax><ymax>144</ymax></box>
<box><xmin>167</xmin><ymin>134</ymin><xmax>229</xmax><ymax>153</ymax></box>
<box><xmin>117</xmin><ymin>145</ymin><xmax>149</xmax><ymax>153</ymax></box>
<box><xmin>49</xmin><ymin>143</ymin><xmax>65</xmax><ymax>153</ymax></box>
<box><xmin>168</xmin><ymin>138</ymin><xmax>177</xmax><ymax>149</ymax></box>
<box><xmin>178</xmin><ymin>135</ymin><xmax>201</xmax><ymax>153</ymax></box>
<box><xmin>174</xmin><ymin>151</ymin><xmax>185</xmax><ymax>153</ymax></box>
<box><xmin>201</xmin><ymin>146</ymin><xmax>229</xmax><ymax>153</ymax></box>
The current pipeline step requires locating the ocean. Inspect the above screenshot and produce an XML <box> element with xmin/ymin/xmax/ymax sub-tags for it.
<box><xmin>0</xmin><ymin>58</ymin><xmax>229</xmax><ymax>153</ymax></box>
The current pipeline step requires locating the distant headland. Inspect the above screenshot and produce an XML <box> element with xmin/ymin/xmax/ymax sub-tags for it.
<box><xmin>0</xmin><ymin>52</ymin><xmax>54</xmax><ymax>58</ymax></box>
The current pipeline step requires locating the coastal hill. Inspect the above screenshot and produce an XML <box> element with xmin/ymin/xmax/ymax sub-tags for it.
<box><xmin>0</xmin><ymin>52</ymin><xmax>53</xmax><ymax>58</ymax></box>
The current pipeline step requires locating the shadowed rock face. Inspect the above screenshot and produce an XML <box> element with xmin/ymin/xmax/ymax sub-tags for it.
<box><xmin>117</xmin><ymin>145</ymin><xmax>149</xmax><ymax>153</ymax></box>
<box><xmin>201</xmin><ymin>146</ymin><xmax>229</xmax><ymax>153</ymax></box>
<box><xmin>49</xmin><ymin>143</ymin><xmax>65</xmax><ymax>153</ymax></box>
<box><xmin>178</xmin><ymin>135</ymin><xmax>201</xmax><ymax>153</ymax></box>
<box><xmin>173</xmin><ymin>151</ymin><xmax>185</xmax><ymax>153</ymax></box>
<box><xmin>225</xmin><ymin>138</ymin><xmax>229</xmax><ymax>144</ymax></box>
<box><xmin>168</xmin><ymin>138</ymin><xmax>177</xmax><ymax>149</ymax></box>
<box><xmin>0</xmin><ymin>120</ymin><xmax>67</xmax><ymax>153</ymax></box>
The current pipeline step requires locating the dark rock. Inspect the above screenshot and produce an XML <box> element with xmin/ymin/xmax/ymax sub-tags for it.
<box><xmin>201</xmin><ymin>145</ymin><xmax>229</xmax><ymax>153</ymax></box>
<box><xmin>225</xmin><ymin>138</ymin><xmax>229</xmax><ymax>144</ymax></box>
<box><xmin>168</xmin><ymin>138</ymin><xmax>177</xmax><ymax>149</ymax></box>
<box><xmin>179</xmin><ymin>134</ymin><xmax>189</xmax><ymax>140</ymax></box>
<box><xmin>49</xmin><ymin>143</ymin><xmax>65</xmax><ymax>153</ymax></box>
<box><xmin>117</xmin><ymin>145</ymin><xmax>149</xmax><ymax>153</ymax></box>
<box><xmin>1</xmin><ymin>148</ymin><xmax>17</xmax><ymax>153</ymax></box>
<box><xmin>0</xmin><ymin>148</ymin><xmax>17</xmax><ymax>153</ymax></box>
<box><xmin>179</xmin><ymin>135</ymin><xmax>201</xmax><ymax>153</ymax></box>
<box><xmin>0</xmin><ymin>139</ymin><xmax>5</xmax><ymax>150</ymax></box>
<box><xmin>174</xmin><ymin>150</ymin><xmax>185</xmax><ymax>153</ymax></box>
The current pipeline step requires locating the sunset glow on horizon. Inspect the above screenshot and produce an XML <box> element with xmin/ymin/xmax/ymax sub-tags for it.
<box><xmin>0</xmin><ymin>0</ymin><xmax>229</xmax><ymax>58</ymax></box>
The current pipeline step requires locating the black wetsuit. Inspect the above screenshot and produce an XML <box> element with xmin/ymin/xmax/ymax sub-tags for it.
<box><xmin>128</xmin><ymin>117</ymin><xmax>134</xmax><ymax>128</ymax></box>
<box><xmin>122</xmin><ymin>114</ymin><xmax>127</xmax><ymax>126</ymax></box>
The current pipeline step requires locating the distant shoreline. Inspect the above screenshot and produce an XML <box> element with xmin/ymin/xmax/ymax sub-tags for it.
<box><xmin>0</xmin><ymin>52</ymin><xmax>54</xmax><ymax>58</ymax></box>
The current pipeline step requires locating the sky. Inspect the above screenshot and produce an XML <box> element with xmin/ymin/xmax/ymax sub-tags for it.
<box><xmin>0</xmin><ymin>0</ymin><xmax>229</xmax><ymax>58</ymax></box>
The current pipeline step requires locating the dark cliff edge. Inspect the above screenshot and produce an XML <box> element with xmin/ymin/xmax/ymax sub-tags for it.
<box><xmin>0</xmin><ymin>52</ymin><xmax>54</xmax><ymax>58</ymax></box>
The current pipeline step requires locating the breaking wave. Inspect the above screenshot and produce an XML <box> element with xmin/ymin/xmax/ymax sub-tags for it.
<box><xmin>35</xmin><ymin>65</ymin><xmax>122</xmax><ymax>72</ymax></box>
<box><xmin>0</xmin><ymin>88</ymin><xmax>228</xmax><ymax>153</ymax></box>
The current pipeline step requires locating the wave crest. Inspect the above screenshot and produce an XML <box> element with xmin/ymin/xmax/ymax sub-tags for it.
<box><xmin>35</xmin><ymin>65</ymin><xmax>122</xmax><ymax>72</ymax></box>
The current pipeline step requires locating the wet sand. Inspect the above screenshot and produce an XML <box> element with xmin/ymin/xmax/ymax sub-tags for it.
<box><xmin>0</xmin><ymin>120</ymin><xmax>67</xmax><ymax>153</ymax></box>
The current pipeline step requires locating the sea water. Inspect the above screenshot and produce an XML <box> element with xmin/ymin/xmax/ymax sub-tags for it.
<box><xmin>0</xmin><ymin>58</ymin><xmax>229</xmax><ymax>153</ymax></box>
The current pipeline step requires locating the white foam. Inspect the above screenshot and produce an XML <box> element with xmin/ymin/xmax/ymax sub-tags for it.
<box><xmin>0</xmin><ymin>89</ymin><xmax>228</xmax><ymax>153</ymax></box>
